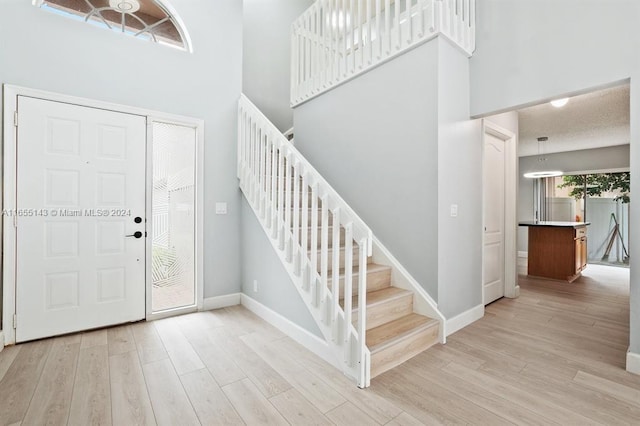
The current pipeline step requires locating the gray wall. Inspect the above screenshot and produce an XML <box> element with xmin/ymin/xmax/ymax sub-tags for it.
<box><xmin>469</xmin><ymin>0</ymin><xmax>640</xmax><ymax>355</ymax></box>
<box><xmin>470</xmin><ymin>0</ymin><xmax>638</xmax><ymax>117</ymax></box>
<box><xmin>517</xmin><ymin>145</ymin><xmax>631</xmax><ymax>251</ymax></box>
<box><xmin>436</xmin><ymin>40</ymin><xmax>483</xmax><ymax>317</ymax></box>
<box><xmin>243</xmin><ymin>0</ymin><xmax>315</xmax><ymax>132</ymax></box>
<box><xmin>0</xmin><ymin>0</ymin><xmax>243</xmax><ymax>324</ymax></box>
<box><xmin>240</xmin><ymin>199</ymin><xmax>322</xmax><ymax>336</ymax></box>
<box><xmin>294</xmin><ymin>41</ymin><xmax>441</xmax><ymax>300</ymax></box>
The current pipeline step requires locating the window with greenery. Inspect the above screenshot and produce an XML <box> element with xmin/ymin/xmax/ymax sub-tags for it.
<box><xmin>35</xmin><ymin>0</ymin><xmax>191</xmax><ymax>51</ymax></box>
<box><xmin>558</xmin><ymin>172</ymin><xmax>630</xmax><ymax>204</ymax></box>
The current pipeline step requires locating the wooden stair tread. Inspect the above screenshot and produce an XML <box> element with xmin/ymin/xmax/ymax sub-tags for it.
<box><xmin>367</xmin><ymin>313</ymin><xmax>438</xmax><ymax>352</ymax></box>
<box><xmin>330</xmin><ymin>263</ymin><xmax>391</xmax><ymax>282</ymax></box>
<box><xmin>348</xmin><ymin>287</ymin><xmax>412</xmax><ymax>310</ymax></box>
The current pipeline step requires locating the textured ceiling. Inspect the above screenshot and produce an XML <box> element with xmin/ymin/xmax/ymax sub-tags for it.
<box><xmin>518</xmin><ymin>84</ymin><xmax>630</xmax><ymax>157</ymax></box>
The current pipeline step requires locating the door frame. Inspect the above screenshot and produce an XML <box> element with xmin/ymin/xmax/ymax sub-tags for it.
<box><xmin>482</xmin><ymin>119</ymin><xmax>518</xmax><ymax>303</ymax></box>
<box><xmin>2</xmin><ymin>85</ymin><xmax>204</xmax><ymax>345</ymax></box>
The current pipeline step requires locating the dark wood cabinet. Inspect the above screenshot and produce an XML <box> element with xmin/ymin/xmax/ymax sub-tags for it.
<box><xmin>520</xmin><ymin>222</ymin><xmax>589</xmax><ymax>282</ymax></box>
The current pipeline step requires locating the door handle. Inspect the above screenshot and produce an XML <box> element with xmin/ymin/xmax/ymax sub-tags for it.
<box><xmin>126</xmin><ymin>231</ymin><xmax>143</xmax><ymax>239</ymax></box>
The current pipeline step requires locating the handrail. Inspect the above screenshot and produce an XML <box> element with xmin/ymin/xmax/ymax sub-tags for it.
<box><xmin>291</xmin><ymin>0</ymin><xmax>475</xmax><ymax>106</ymax></box>
<box><xmin>238</xmin><ymin>94</ymin><xmax>372</xmax><ymax>387</ymax></box>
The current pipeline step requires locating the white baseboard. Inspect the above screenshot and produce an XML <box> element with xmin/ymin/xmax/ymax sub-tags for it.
<box><xmin>240</xmin><ymin>294</ymin><xmax>339</xmax><ymax>370</ymax></box>
<box><xmin>0</xmin><ymin>331</ymin><xmax>4</xmax><ymax>352</ymax></box>
<box><xmin>445</xmin><ymin>304</ymin><xmax>484</xmax><ymax>337</ymax></box>
<box><xmin>627</xmin><ymin>349</ymin><xmax>640</xmax><ymax>375</ymax></box>
<box><xmin>203</xmin><ymin>293</ymin><xmax>241</xmax><ymax>311</ymax></box>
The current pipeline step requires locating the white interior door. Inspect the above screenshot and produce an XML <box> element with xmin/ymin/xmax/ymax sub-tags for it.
<box><xmin>483</xmin><ymin>134</ymin><xmax>506</xmax><ymax>305</ymax></box>
<box><xmin>15</xmin><ymin>96</ymin><xmax>146</xmax><ymax>342</ymax></box>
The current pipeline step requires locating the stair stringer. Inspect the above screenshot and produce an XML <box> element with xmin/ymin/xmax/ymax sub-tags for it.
<box><xmin>371</xmin><ymin>236</ymin><xmax>446</xmax><ymax>343</ymax></box>
<box><xmin>239</xmin><ymin>180</ymin><xmax>368</xmax><ymax>384</ymax></box>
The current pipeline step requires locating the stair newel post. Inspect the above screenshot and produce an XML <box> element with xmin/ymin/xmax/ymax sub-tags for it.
<box><xmin>343</xmin><ymin>223</ymin><xmax>354</xmax><ymax>356</ymax></box>
<box><xmin>310</xmin><ymin>186</ymin><xmax>320</xmax><ymax>304</ymax></box>
<box><xmin>270</xmin><ymin>140</ymin><xmax>278</xmax><ymax>236</ymax></box>
<box><xmin>300</xmin><ymin>174</ymin><xmax>310</xmax><ymax>290</ymax></box>
<box><xmin>292</xmin><ymin>160</ymin><xmax>301</xmax><ymax>275</ymax></box>
<box><xmin>331</xmin><ymin>208</ymin><xmax>341</xmax><ymax>341</ymax></box>
<box><xmin>264</xmin><ymin>132</ymin><xmax>273</xmax><ymax>228</ymax></box>
<box><xmin>284</xmin><ymin>150</ymin><xmax>293</xmax><ymax>262</ymax></box>
<box><xmin>357</xmin><ymin>236</ymin><xmax>368</xmax><ymax>386</ymax></box>
<box><xmin>258</xmin><ymin>126</ymin><xmax>266</xmax><ymax>219</ymax></box>
<box><xmin>276</xmin><ymin>146</ymin><xmax>286</xmax><ymax>249</ymax></box>
<box><xmin>320</xmin><ymin>195</ymin><xmax>330</xmax><ymax>323</ymax></box>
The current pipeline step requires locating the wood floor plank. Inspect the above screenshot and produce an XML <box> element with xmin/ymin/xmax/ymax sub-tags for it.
<box><xmin>222</xmin><ymin>378</ymin><xmax>289</xmax><ymax>425</ymax></box>
<box><xmin>180</xmin><ymin>369</ymin><xmax>244</xmax><ymax>426</ymax></box>
<box><xmin>142</xmin><ymin>359</ymin><xmax>201</xmax><ymax>426</ymax></box>
<box><xmin>80</xmin><ymin>329</ymin><xmax>108</xmax><ymax>349</ymax></box>
<box><xmin>242</xmin><ymin>333</ymin><xmax>346</xmax><ymax>413</ymax></box>
<box><xmin>269</xmin><ymin>388</ymin><xmax>333</xmax><ymax>426</ymax></box>
<box><xmin>0</xmin><ymin>345</ymin><xmax>21</xmax><ymax>382</ymax></box>
<box><xmin>207</xmin><ymin>327</ymin><xmax>291</xmax><ymax>398</ymax></box>
<box><xmin>385</xmin><ymin>412</ymin><xmax>427</xmax><ymax>426</ymax></box>
<box><xmin>131</xmin><ymin>321</ymin><xmax>168</xmax><ymax>365</ymax></box>
<box><xmin>154</xmin><ymin>319</ymin><xmax>204</xmax><ymax>375</ymax></box>
<box><xmin>0</xmin><ymin>340</ymin><xmax>52</xmax><ymax>425</ymax></box>
<box><xmin>68</xmin><ymin>345</ymin><xmax>111</xmax><ymax>426</ymax></box>
<box><xmin>107</xmin><ymin>325</ymin><xmax>135</xmax><ymax>356</ymax></box>
<box><xmin>325</xmin><ymin>402</ymin><xmax>380</xmax><ymax>426</ymax></box>
<box><xmin>22</xmin><ymin>340</ymin><xmax>80</xmax><ymax>426</ymax></box>
<box><xmin>109</xmin><ymin>350</ymin><xmax>156</xmax><ymax>426</ymax></box>
<box><xmin>573</xmin><ymin>370</ymin><xmax>640</xmax><ymax>407</ymax></box>
<box><xmin>188</xmin><ymin>334</ymin><xmax>246</xmax><ymax>386</ymax></box>
<box><xmin>275</xmin><ymin>336</ymin><xmax>403</xmax><ymax>423</ymax></box>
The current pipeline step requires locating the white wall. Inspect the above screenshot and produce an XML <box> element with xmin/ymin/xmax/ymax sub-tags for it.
<box><xmin>243</xmin><ymin>0</ymin><xmax>315</xmax><ymax>132</ymax></box>
<box><xmin>240</xmin><ymin>199</ymin><xmax>322</xmax><ymax>337</ymax></box>
<box><xmin>0</xmin><ymin>0</ymin><xmax>243</xmax><ymax>321</ymax></box>
<box><xmin>293</xmin><ymin>41</ymin><xmax>441</xmax><ymax>301</ymax></box>
<box><xmin>470</xmin><ymin>0</ymin><xmax>640</xmax><ymax>356</ymax></box>
<box><xmin>436</xmin><ymin>39</ymin><xmax>483</xmax><ymax>317</ymax></box>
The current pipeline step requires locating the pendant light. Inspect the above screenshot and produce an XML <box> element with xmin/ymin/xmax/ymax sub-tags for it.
<box><xmin>523</xmin><ymin>136</ymin><xmax>563</xmax><ymax>178</ymax></box>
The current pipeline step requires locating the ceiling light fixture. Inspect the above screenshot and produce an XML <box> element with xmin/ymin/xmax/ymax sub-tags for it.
<box><xmin>523</xmin><ymin>136</ymin><xmax>564</xmax><ymax>179</ymax></box>
<box><xmin>109</xmin><ymin>0</ymin><xmax>141</xmax><ymax>13</ymax></box>
<box><xmin>550</xmin><ymin>98</ymin><xmax>569</xmax><ymax>108</ymax></box>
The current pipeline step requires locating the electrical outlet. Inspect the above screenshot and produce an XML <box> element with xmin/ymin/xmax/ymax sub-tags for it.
<box><xmin>253</xmin><ymin>280</ymin><xmax>258</xmax><ymax>292</ymax></box>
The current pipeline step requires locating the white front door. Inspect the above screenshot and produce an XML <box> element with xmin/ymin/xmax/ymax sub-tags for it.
<box><xmin>483</xmin><ymin>133</ymin><xmax>506</xmax><ymax>305</ymax></box>
<box><xmin>15</xmin><ymin>96</ymin><xmax>146</xmax><ymax>342</ymax></box>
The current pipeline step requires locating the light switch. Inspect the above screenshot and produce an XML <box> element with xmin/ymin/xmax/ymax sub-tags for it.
<box><xmin>215</xmin><ymin>202</ymin><xmax>228</xmax><ymax>215</ymax></box>
<box><xmin>450</xmin><ymin>204</ymin><xmax>458</xmax><ymax>217</ymax></box>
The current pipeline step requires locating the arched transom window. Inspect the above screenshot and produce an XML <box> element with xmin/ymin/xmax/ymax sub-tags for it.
<box><xmin>34</xmin><ymin>0</ymin><xmax>192</xmax><ymax>51</ymax></box>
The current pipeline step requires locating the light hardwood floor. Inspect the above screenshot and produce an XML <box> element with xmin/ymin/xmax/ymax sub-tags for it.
<box><xmin>1</xmin><ymin>264</ymin><xmax>638</xmax><ymax>425</ymax></box>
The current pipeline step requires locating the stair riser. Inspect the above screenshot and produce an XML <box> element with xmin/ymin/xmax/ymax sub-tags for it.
<box><xmin>354</xmin><ymin>294</ymin><xmax>413</xmax><ymax>331</ymax></box>
<box><xmin>288</xmin><ymin>209</ymin><xmax>335</xmax><ymax>227</ymax></box>
<box><xmin>301</xmin><ymin>228</ymin><xmax>346</xmax><ymax>249</ymax></box>
<box><xmin>370</xmin><ymin>325</ymin><xmax>439</xmax><ymax>378</ymax></box>
<box><xmin>315</xmin><ymin>247</ymin><xmax>364</xmax><ymax>271</ymax></box>
<box><xmin>331</xmin><ymin>268</ymin><xmax>391</xmax><ymax>297</ymax></box>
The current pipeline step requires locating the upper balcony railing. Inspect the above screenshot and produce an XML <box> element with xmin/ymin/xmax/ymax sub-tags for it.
<box><xmin>291</xmin><ymin>0</ymin><xmax>475</xmax><ymax>106</ymax></box>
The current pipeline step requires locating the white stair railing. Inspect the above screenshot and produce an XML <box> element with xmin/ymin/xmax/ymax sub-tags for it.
<box><xmin>238</xmin><ymin>94</ymin><xmax>373</xmax><ymax>388</ymax></box>
<box><xmin>291</xmin><ymin>0</ymin><xmax>475</xmax><ymax>106</ymax></box>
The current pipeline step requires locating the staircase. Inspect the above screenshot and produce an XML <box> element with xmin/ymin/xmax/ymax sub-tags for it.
<box><xmin>238</xmin><ymin>95</ymin><xmax>443</xmax><ymax>387</ymax></box>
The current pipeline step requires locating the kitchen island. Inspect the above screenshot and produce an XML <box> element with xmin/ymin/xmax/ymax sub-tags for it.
<box><xmin>519</xmin><ymin>221</ymin><xmax>590</xmax><ymax>282</ymax></box>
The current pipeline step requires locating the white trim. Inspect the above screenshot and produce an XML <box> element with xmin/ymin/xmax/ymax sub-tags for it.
<box><xmin>445</xmin><ymin>304</ymin><xmax>484</xmax><ymax>337</ymax></box>
<box><xmin>203</xmin><ymin>293</ymin><xmax>242</xmax><ymax>311</ymax></box>
<box><xmin>2</xmin><ymin>84</ymin><xmax>204</xmax><ymax>345</ymax></box>
<box><xmin>0</xmin><ymin>331</ymin><xmax>4</xmax><ymax>351</ymax></box>
<box><xmin>627</xmin><ymin>349</ymin><xmax>640</xmax><ymax>375</ymax></box>
<box><xmin>240</xmin><ymin>294</ymin><xmax>341</xmax><ymax>371</ymax></box>
<box><xmin>371</xmin><ymin>236</ymin><xmax>446</xmax><ymax>343</ymax></box>
<box><xmin>482</xmin><ymin>120</ymin><xmax>518</xmax><ymax>304</ymax></box>
<box><xmin>517</xmin><ymin>251</ymin><xmax>528</xmax><ymax>258</ymax></box>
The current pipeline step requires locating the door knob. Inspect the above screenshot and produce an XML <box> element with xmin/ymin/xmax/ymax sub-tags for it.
<box><xmin>126</xmin><ymin>231</ymin><xmax>143</xmax><ymax>238</ymax></box>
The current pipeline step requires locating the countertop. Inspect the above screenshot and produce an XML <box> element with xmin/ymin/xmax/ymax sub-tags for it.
<box><xmin>519</xmin><ymin>221</ymin><xmax>590</xmax><ymax>228</ymax></box>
